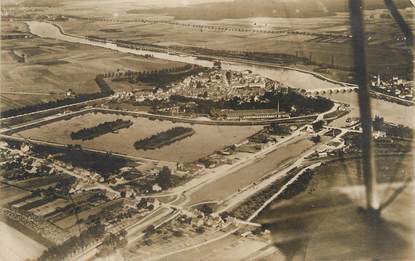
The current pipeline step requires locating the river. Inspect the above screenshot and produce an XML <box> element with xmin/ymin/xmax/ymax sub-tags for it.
<box><xmin>26</xmin><ymin>21</ymin><xmax>414</xmax><ymax>128</ymax></box>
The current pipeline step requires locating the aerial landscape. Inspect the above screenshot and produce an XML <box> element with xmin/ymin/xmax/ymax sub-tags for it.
<box><xmin>0</xmin><ymin>0</ymin><xmax>414</xmax><ymax>260</ymax></box>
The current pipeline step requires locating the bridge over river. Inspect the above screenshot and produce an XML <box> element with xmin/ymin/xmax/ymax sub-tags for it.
<box><xmin>306</xmin><ymin>86</ymin><xmax>358</xmax><ymax>95</ymax></box>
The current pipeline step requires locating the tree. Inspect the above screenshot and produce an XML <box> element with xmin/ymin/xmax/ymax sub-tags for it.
<box><xmin>137</xmin><ymin>198</ymin><xmax>147</xmax><ymax>209</ymax></box>
<box><xmin>198</xmin><ymin>204</ymin><xmax>213</xmax><ymax>216</ymax></box>
<box><xmin>173</xmin><ymin>230</ymin><xmax>183</xmax><ymax>237</ymax></box>
<box><xmin>270</xmin><ymin>123</ymin><xmax>290</xmax><ymax>135</ymax></box>
<box><xmin>311</xmin><ymin>135</ymin><xmax>321</xmax><ymax>143</ymax></box>
<box><xmin>32</xmin><ymin>189</ymin><xmax>42</xmax><ymax>197</ymax></box>
<box><xmin>312</xmin><ymin>120</ymin><xmax>324</xmax><ymax>132</ymax></box>
<box><xmin>157</xmin><ymin>166</ymin><xmax>172</xmax><ymax>189</ymax></box>
<box><xmin>120</xmin><ymin>191</ymin><xmax>126</xmax><ymax>198</ymax></box>
<box><xmin>337</xmin><ymin>149</ymin><xmax>345</xmax><ymax>160</ymax></box>
<box><xmin>195</xmin><ymin>226</ymin><xmax>205</xmax><ymax>234</ymax></box>
<box><xmin>373</xmin><ymin>115</ymin><xmax>384</xmax><ymax>131</ymax></box>
<box><xmin>279</xmin><ymin>168</ymin><xmax>315</xmax><ymax>200</ymax></box>
<box><xmin>143</xmin><ymin>225</ymin><xmax>155</xmax><ymax>238</ymax></box>
<box><xmin>96</xmin><ymin>247</ymin><xmax>111</xmax><ymax>258</ymax></box>
<box><xmin>225</xmin><ymin>71</ymin><xmax>232</xmax><ymax>83</ymax></box>
<box><xmin>219</xmin><ymin>211</ymin><xmax>231</xmax><ymax>220</ymax></box>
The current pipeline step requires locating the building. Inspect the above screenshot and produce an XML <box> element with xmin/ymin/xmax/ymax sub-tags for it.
<box><xmin>217</xmin><ymin>109</ymin><xmax>289</xmax><ymax>120</ymax></box>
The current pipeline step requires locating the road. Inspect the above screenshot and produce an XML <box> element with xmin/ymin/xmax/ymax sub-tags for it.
<box><xmin>143</xmin><ymin>133</ymin><xmax>344</xmax><ymax>261</ymax></box>
<box><xmin>0</xmin><ymin>97</ymin><xmax>346</xmax><ymax>261</ymax></box>
<box><xmin>60</xmin><ymin>123</ymin><xmax>311</xmax><ymax>261</ymax></box>
<box><xmin>1</xmin><ymin>105</ymin><xmax>317</xmax><ymax>134</ymax></box>
<box><xmin>62</xmin><ymin>102</ymin><xmax>344</xmax><ymax>260</ymax></box>
<box><xmin>0</xmin><ymin>134</ymin><xmax>163</xmax><ymax>164</ymax></box>
<box><xmin>215</xmin><ymin>147</ymin><xmax>321</xmax><ymax>215</ymax></box>
<box><xmin>0</xmin><ymin>96</ymin><xmax>110</xmax><ymax>123</ymax></box>
<box><xmin>247</xmin><ymin>162</ymin><xmax>323</xmax><ymax>222</ymax></box>
<box><xmin>146</xmin><ymin>132</ymin><xmax>346</xmax><ymax>260</ymax></box>
<box><xmin>214</xmin><ymin>126</ymin><xmax>347</xmax><ymax>215</ymax></box>
<box><xmin>96</xmin><ymin>107</ymin><xmax>319</xmax><ymax>126</ymax></box>
<box><xmin>131</xmin><ymin>123</ymin><xmax>350</xmax><ymax>260</ymax></box>
<box><xmin>53</xmin><ymin>164</ymin><xmax>120</xmax><ymax>197</ymax></box>
<box><xmin>3</xmin><ymin>19</ymin><xmax>405</xmax><ymax>260</ymax></box>
<box><xmin>0</xmin><ymin>22</ymin><xmax>351</xmax><ymax>257</ymax></box>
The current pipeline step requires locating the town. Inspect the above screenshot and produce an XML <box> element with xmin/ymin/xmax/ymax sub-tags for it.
<box><xmin>370</xmin><ymin>73</ymin><xmax>414</xmax><ymax>102</ymax></box>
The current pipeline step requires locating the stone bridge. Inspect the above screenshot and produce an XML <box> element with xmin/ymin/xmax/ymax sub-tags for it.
<box><xmin>306</xmin><ymin>86</ymin><xmax>358</xmax><ymax>95</ymax></box>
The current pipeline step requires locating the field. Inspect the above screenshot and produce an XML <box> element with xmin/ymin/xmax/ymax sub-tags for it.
<box><xmin>7</xmin><ymin>175</ymin><xmax>67</xmax><ymax>190</ymax></box>
<box><xmin>164</xmin><ymin>234</ymin><xmax>280</xmax><ymax>261</ymax></box>
<box><xmin>125</xmin><ymin>229</ymin><xmax>273</xmax><ymax>261</ymax></box>
<box><xmin>187</xmin><ymin>135</ymin><xmax>316</xmax><ymax>206</ymax></box>
<box><xmin>0</xmin><ymin>184</ymin><xmax>31</xmax><ymax>206</ymax></box>
<box><xmin>29</xmin><ymin>198</ymin><xmax>69</xmax><ymax>217</ymax></box>
<box><xmin>0</xmin><ymin>221</ymin><xmax>46</xmax><ymax>261</ymax></box>
<box><xmin>54</xmin><ymin>203</ymin><xmax>107</xmax><ymax>230</ymax></box>
<box><xmin>13</xmin><ymin>112</ymin><xmax>262</xmax><ymax>162</ymax></box>
<box><xmin>123</xmin><ymin>222</ymin><xmax>235</xmax><ymax>260</ymax></box>
<box><xmin>54</xmin><ymin>10</ymin><xmax>412</xmax><ymax>76</ymax></box>
<box><xmin>0</xmin><ymin>20</ymin><xmax>184</xmax><ymax>112</ymax></box>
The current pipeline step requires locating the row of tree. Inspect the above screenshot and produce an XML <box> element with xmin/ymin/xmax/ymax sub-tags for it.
<box><xmin>28</xmin><ymin>142</ymin><xmax>130</xmax><ymax>178</ymax></box>
<box><xmin>1</xmin><ymin>76</ymin><xmax>114</xmax><ymax>118</ymax></box>
<box><xmin>230</xmin><ymin>168</ymin><xmax>311</xmax><ymax>220</ymax></box>
<box><xmin>96</xmin><ymin>230</ymin><xmax>128</xmax><ymax>258</ymax></box>
<box><xmin>134</xmin><ymin>127</ymin><xmax>195</xmax><ymax>150</ymax></box>
<box><xmin>167</xmin><ymin>91</ymin><xmax>334</xmax><ymax>117</ymax></box>
<box><xmin>175</xmin><ymin>46</ymin><xmax>308</xmax><ymax>65</ymax></box>
<box><xmin>106</xmin><ymin>64</ymin><xmax>204</xmax><ymax>88</ymax></box>
<box><xmin>104</xmin><ymin>64</ymin><xmax>194</xmax><ymax>80</ymax></box>
<box><xmin>70</xmin><ymin>119</ymin><xmax>133</xmax><ymax>141</ymax></box>
<box><xmin>38</xmin><ymin>222</ymin><xmax>106</xmax><ymax>261</ymax></box>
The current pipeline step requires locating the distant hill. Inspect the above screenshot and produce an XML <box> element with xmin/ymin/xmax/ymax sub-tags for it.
<box><xmin>128</xmin><ymin>0</ymin><xmax>412</xmax><ymax>20</ymax></box>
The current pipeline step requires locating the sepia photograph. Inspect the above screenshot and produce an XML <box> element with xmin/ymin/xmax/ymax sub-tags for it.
<box><xmin>0</xmin><ymin>0</ymin><xmax>413</xmax><ymax>260</ymax></box>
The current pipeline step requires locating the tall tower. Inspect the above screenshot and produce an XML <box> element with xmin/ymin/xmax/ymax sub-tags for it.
<box><xmin>377</xmin><ymin>73</ymin><xmax>381</xmax><ymax>86</ymax></box>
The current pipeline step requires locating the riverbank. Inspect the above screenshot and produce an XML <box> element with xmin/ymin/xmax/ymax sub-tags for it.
<box><xmin>370</xmin><ymin>91</ymin><xmax>414</xmax><ymax>106</ymax></box>
<box><xmin>42</xmin><ymin>21</ymin><xmax>354</xmax><ymax>89</ymax></box>
<box><xmin>18</xmin><ymin>21</ymin><xmax>415</xmax><ymax>129</ymax></box>
<box><xmin>46</xmin><ymin>21</ymin><xmax>414</xmax><ymax>109</ymax></box>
